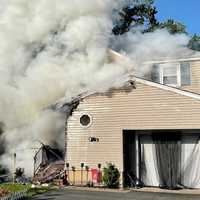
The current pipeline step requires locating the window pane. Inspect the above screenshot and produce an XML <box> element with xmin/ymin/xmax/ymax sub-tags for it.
<box><xmin>163</xmin><ymin>66</ymin><xmax>177</xmax><ymax>76</ymax></box>
<box><xmin>163</xmin><ymin>76</ymin><xmax>177</xmax><ymax>85</ymax></box>
<box><xmin>181</xmin><ymin>62</ymin><xmax>191</xmax><ymax>85</ymax></box>
<box><xmin>151</xmin><ymin>64</ymin><xmax>160</xmax><ymax>83</ymax></box>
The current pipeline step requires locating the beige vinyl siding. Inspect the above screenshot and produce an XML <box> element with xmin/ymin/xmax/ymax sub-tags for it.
<box><xmin>65</xmin><ymin>81</ymin><xmax>200</xmax><ymax>174</ymax></box>
<box><xmin>182</xmin><ymin>60</ymin><xmax>200</xmax><ymax>94</ymax></box>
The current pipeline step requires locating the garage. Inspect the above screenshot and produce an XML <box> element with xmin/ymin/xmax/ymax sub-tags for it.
<box><xmin>123</xmin><ymin>130</ymin><xmax>200</xmax><ymax>189</ymax></box>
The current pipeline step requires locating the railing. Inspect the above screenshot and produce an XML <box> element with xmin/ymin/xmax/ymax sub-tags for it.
<box><xmin>65</xmin><ymin>169</ymin><xmax>102</xmax><ymax>186</ymax></box>
<box><xmin>0</xmin><ymin>190</ymin><xmax>27</xmax><ymax>200</ymax></box>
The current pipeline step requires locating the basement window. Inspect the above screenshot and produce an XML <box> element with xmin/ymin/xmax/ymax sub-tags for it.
<box><xmin>80</xmin><ymin>114</ymin><xmax>91</xmax><ymax>127</ymax></box>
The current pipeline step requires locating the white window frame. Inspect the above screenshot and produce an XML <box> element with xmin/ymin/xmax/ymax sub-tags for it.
<box><xmin>159</xmin><ymin>63</ymin><xmax>181</xmax><ymax>88</ymax></box>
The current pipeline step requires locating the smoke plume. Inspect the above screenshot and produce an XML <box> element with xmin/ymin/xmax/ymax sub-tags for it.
<box><xmin>0</xmin><ymin>0</ymin><xmax>191</xmax><ymax>175</ymax></box>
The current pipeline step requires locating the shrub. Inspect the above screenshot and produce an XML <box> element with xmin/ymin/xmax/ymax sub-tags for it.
<box><xmin>15</xmin><ymin>168</ymin><xmax>24</xmax><ymax>178</ymax></box>
<box><xmin>102</xmin><ymin>163</ymin><xmax>120</xmax><ymax>188</ymax></box>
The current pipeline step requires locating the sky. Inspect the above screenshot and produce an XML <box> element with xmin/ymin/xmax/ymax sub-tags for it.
<box><xmin>154</xmin><ymin>0</ymin><xmax>200</xmax><ymax>35</ymax></box>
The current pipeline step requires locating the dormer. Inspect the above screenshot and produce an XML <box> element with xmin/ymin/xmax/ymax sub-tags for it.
<box><xmin>148</xmin><ymin>58</ymin><xmax>200</xmax><ymax>94</ymax></box>
<box><xmin>151</xmin><ymin>62</ymin><xmax>191</xmax><ymax>88</ymax></box>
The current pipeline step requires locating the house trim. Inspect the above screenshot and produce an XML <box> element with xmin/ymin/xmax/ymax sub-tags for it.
<box><xmin>135</xmin><ymin>77</ymin><xmax>200</xmax><ymax>101</ymax></box>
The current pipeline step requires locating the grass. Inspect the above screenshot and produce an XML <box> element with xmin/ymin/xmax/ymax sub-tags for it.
<box><xmin>0</xmin><ymin>183</ymin><xmax>57</xmax><ymax>198</ymax></box>
<box><xmin>27</xmin><ymin>186</ymin><xmax>56</xmax><ymax>197</ymax></box>
<box><xmin>0</xmin><ymin>183</ymin><xmax>31</xmax><ymax>192</ymax></box>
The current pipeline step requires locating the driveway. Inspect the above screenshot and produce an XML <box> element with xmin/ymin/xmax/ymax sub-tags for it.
<box><xmin>32</xmin><ymin>189</ymin><xmax>200</xmax><ymax>200</ymax></box>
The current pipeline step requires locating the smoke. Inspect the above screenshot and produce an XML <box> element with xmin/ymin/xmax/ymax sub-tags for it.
<box><xmin>111</xmin><ymin>29</ymin><xmax>191</xmax><ymax>75</ymax></box>
<box><xmin>0</xmin><ymin>0</ymin><xmax>191</xmax><ymax>175</ymax></box>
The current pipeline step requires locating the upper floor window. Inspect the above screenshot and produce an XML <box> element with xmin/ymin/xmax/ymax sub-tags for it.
<box><xmin>151</xmin><ymin>62</ymin><xmax>191</xmax><ymax>87</ymax></box>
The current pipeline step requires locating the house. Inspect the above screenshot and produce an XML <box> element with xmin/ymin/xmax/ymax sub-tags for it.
<box><xmin>63</xmin><ymin>50</ymin><xmax>200</xmax><ymax>189</ymax></box>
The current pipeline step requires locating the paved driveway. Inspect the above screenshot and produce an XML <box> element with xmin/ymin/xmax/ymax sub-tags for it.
<box><xmin>32</xmin><ymin>189</ymin><xmax>200</xmax><ymax>200</ymax></box>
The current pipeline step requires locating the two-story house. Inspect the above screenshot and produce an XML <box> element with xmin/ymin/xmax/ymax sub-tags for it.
<box><xmin>63</xmin><ymin>49</ymin><xmax>200</xmax><ymax>189</ymax></box>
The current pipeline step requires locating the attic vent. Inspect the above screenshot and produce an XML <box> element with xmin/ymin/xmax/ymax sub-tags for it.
<box><xmin>80</xmin><ymin>114</ymin><xmax>91</xmax><ymax>127</ymax></box>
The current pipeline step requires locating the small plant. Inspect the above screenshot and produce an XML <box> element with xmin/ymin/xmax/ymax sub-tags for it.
<box><xmin>15</xmin><ymin>167</ymin><xmax>24</xmax><ymax>178</ymax></box>
<box><xmin>102</xmin><ymin>163</ymin><xmax>120</xmax><ymax>188</ymax></box>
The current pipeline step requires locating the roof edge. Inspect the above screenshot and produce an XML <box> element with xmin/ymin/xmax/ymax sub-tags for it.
<box><xmin>135</xmin><ymin>77</ymin><xmax>200</xmax><ymax>101</ymax></box>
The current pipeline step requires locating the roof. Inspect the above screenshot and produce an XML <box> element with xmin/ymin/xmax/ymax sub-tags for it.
<box><xmin>109</xmin><ymin>49</ymin><xmax>200</xmax><ymax>64</ymax></box>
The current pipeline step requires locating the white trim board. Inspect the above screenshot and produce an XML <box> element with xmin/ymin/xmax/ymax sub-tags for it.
<box><xmin>135</xmin><ymin>77</ymin><xmax>200</xmax><ymax>101</ymax></box>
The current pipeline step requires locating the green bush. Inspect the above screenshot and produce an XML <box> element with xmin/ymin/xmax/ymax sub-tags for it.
<box><xmin>102</xmin><ymin>163</ymin><xmax>120</xmax><ymax>188</ymax></box>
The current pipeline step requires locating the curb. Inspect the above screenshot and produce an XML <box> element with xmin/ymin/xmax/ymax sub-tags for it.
<box><xmin>63</xmin><ymin>186</ymin><xmax>200</xmax><ymax>196</ymax></box>
<box><xmin>130</xmin><ymin>188</ymin><xmax>200</xmax><ymax>196</ymax></box>
<box><xmin>63</xmin><ymin>186</ymin><xmax>130</xmax><ymax>193</ymax></box>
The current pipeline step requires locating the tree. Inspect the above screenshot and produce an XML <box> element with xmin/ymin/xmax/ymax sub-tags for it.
<box><xmin>113</xmin><ymin>1</ymin><xmax>158</xmax><ymax>35</ymax></box>
<box><xmin>158</xmin><ymin>19</ymin><xmax>186</xmax><ymax>34</ymax></box>
<box><xmin>113</xmin><ymin>0</ymin><xmax>200</xmax><ymax>51</ymax></box>
<box><xmin>188</xmin><ymin>34</ymin><xmax>200</xmax><ymax>51</ymax></box>
<box><xmin>113</xmin><ymin>0</ymin><xmax>187</xmax><ymax>35</ymax></box>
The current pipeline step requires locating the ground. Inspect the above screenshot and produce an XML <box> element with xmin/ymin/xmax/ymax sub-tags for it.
<box><xmin>32</xmin><ymin>188</ymin><xmax>200</xmax><ymax>200</ymax></box>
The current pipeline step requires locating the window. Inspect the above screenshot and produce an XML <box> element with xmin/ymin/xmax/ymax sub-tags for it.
<box><xmin>180</xmin><ymin>62</ymin><xmax>191</xmax><ymax>85</ymax></box>
<box><xmin>80</xmin><ymin>114</ymin><xmax>91</xmax><ymax>127</ymax></box>
<box><xmin>162</xmin><ymin>65</ymin><xmax>178</xmax><ymax>86</ymax></box>
<box><xmin>151</xmin><ymin>62</ymin><xmax>191</xmax><ymax>87</ymax></box>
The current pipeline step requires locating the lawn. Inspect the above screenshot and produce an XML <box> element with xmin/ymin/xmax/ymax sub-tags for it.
<box><xmin>0</xmin><ymin>183</ymin><xmax>31</xmax><ymax>192</ymax></box>
<box><xmin>0</xmin><ymin>183</ymin><xmax>57</xmax><ymax>198</ymax></box>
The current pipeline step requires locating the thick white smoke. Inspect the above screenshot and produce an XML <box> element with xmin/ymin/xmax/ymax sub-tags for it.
<box><xmin>0</xmin><ymin>0</ymin><xmax>191</xmax><ymax>175</ymax></box>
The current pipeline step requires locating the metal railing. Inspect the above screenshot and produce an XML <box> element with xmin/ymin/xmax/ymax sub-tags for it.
<box><xmin>0</xmin><ymin>189</ymin><xmax>27</xmax><ymax>200</ymax></box>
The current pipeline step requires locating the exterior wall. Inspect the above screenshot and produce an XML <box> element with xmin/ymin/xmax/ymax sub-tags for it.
<box><xmin>65</xmin><ymin>81</ymin><xmax>200</xmax><ymax>181</ymax></box>
<box><xmin>182</xmin><ymin>60</ymin><xmax>200</xmax><ymax>94</ymax></box>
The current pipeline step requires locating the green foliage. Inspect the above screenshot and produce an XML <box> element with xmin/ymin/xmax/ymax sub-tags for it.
<box><xmin>158</xmin><ymin>19</ymin><xmax>187</xmax><ymax>34</ymax></box>
<box><xmin>102</xmin><ymin>163</ymin><xmax>120</xmax><ymax>188</ymax></box>
<box><xmin>27</xmin><ymin>186</ymin><xmax>55</xmax><ymax>197</ymax></box>
<box><xmin>113</xmin><ymin>0</ymin><xmax>200</xmax><ymax>51</ymax></box>
<box><xmin>0</xmin><ymin>183</ymin><xmax>30</xmax><ymax>193</ymax></box>
<box><xmin>0</xmin><ymin>183</ymin><xmax>56</xmax><ymax>198</ymax></box>
<box><xmin>113</xmin><ymin>2</ymin><xmax>158</xmax><ymax>35</ymax></box>
<box><xmin>188</xmin><ymin>34</ymin><xmax>200</xmax><ymax>51</ymax></box>
<box><xmin>113</xmin><ymin>1</ymin><xmax>186</xmax><ymax>35</ymax></box>
<box><xmin>15</xmin><ymin>168</ymin><xmax>24</xmax><ymax>178</ymax></box>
